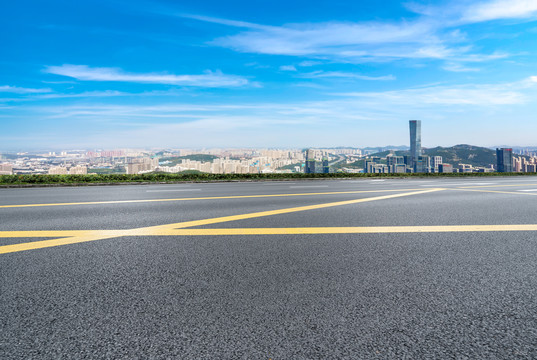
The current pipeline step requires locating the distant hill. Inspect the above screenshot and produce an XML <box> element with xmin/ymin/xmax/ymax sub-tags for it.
<box><xmin>424</xmin><ymin>144</ymin><xmax>497</xmax><ymax>167</ymax></box>
<box><xmin>0</xmin><ymin>153</ymin><xmax>45</xmax><ymax>159</ymax></box>
<box><xmin>369</xmin><ymin>144</ymin><xmax>510</xmax><ymax>168</ymax></box>
<box><xmin>362</xmin><ymin>145</ymin><xmax>409</xmax><ymax>153</ymax></box>
<box><xmin>159</xmin><ymin>154</ymin><xmax>219</xmax><ymax>166</ymax></box>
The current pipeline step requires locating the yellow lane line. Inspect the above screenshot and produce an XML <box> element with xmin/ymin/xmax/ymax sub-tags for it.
<box><xmin>0</xmin><ymin>230</ymin><xmax>127</xmax><ymax>238</ymax></box>
<box><xmin>4</xmin><ymin>223</ymin><xmax>537</xmax><ymax>255</ymax></box>
<box><xmin>0</xmin><ymin>189</ymin><xmax>442</xmax><ymax>239</ymax></box>
<box><xmin>157</xmin><ymin>224</ymin><xmax>537</xmax><ymax>235</ymax></box>
<box><xmin>0</xmin><ymin>189</ymin><xmax>444</xmax><ymax>254</ymax></box>
<box><xmin>137</xmin><ymin>188</ymin><xmax>445</xmax><ymax>233</ymax></box>
<box><xmin>452</xmin><ymin>188</ymin><xmax>537</xmax><ymax>196</ymax></box>
<box><xmin>459</xmin><ymin>183</ymin><xmax>537</xmax><ymax>189</ymax></box>
<box><xmin>0</xmin><ymin>188</ymin><xmax>428</xmax><ymax>209</ymax></box>
<box><xmin>0</xmin><ymin>235</ymin><xmax>121</xmax><ymax>255</ymax></box>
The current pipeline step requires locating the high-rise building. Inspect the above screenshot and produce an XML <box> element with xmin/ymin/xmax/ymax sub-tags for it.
<box><xmin>386</xmin><ymin>155</ymin><xmax>404</xmax><ymax>167</ymax></box>
<box><xmin>409</xmin><ymin>120</ymin><xmax>422</xmax><ymax>172</ymax></box>
<box><xmin>409</xmin><ymin>120</ymin><xmax>421</xmax><ymax>160</ymax></box>
<box><xmin>305</xmin><ymin>149</ymin><xmax>316</xmax><ymax>174</ymax></box>
<box><xmin>403</xmin><ymin>155</ymin><xmax>413</xmax><ymax>169</ymax></box>
<box><xmin>431</xmin><ymin>156</ymin><xmax>442</xmax><ymax>171</ymax></box>
<box><xmin>496</xmin><ymin>148</ymin><xmax>513</xmax><ymax>172</ymax></box>
<box><xmin>417</xmin><ymin>155</ymin><xmax>430</xmax><ymax>173</ymax></box>
<box><xmin>322</xmin><ymin>157</ymin><xmax>330</xmax><ymax>174</ymax></box>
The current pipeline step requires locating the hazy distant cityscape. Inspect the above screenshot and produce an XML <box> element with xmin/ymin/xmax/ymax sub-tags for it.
<box><xmin>1</xmin><ymin>121</ymin><xmax>536</xmax><ymax>176</ymax></box>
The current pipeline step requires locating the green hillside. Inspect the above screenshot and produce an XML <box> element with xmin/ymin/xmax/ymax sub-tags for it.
<box><xmin>424</xmin><ymin>144</ymin><xmax>496</xmax><ymax>167</ymax></box>
<box><xmin>159</xmin><ymin>154</ymin><xmax>219</xmax><ymax>166</ymax></box>
<box><xmin>369</xmin><ymin>144</ymin><xmax>502</xmax><ymax>168</ymax></box>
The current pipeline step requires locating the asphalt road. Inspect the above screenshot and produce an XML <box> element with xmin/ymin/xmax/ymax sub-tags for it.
<box><xmin>2</xmin><ymin>177</ymin><xmax>537</xmax><ymax>358</ymax></box>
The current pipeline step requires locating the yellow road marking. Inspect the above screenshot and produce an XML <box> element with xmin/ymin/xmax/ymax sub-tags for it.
<box><xmin>0</xmin><ymin>230</ymin><xmax>115</xmax><ymax>238</ymax></box>
<box><xmin>0</xmin><ymin>188</ymin><xmax>428</xmax><ymax>209</ymax></box>
<box><xmin>159</xmin><ymin>225</ymin><xmax>537</xmax><ymax>235</ymax></box>
<box><xmin>0</xmin><ymin>235</ymin><xmax>120</xmax><ymax>254</ymax></box>
<box><xmin>137</xmin><ymin>188</ymin><xmax>445</xmax><ymax>233</ymax></box>
<box><xmin>4</xmin><ymin>224</ymin><xmax>537</xmax><ymax>254</ymax></box>
<box><xmin>0</xmin><ymin>189</ymin><xmax>443</xmax><ymax>254</ymax></box>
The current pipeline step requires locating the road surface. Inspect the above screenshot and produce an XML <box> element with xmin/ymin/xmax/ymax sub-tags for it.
<box><xmin>2</xmin><ymin>177</ymin><xmax>537</xmax><ymax>358</ymax></box>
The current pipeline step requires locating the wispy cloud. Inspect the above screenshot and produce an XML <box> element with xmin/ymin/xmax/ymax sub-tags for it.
<box><xmin>7</xmin><ymin>75</ymin><xmax>537</xmax><ymax>149</ymax></box>
<box><xmin>442</xmin><ymin>63</ymin><xmax>480</xmax><ymax>72</ymax></box>
<box><xmin>35</xmin><ymin>90</ymin><xmax>127</xmax><ymax>99</ymax></box>
<box><xmin>43</xmin><ymin>65</ymin><xmax>250</xmax><ymax>87</ymax></box>
<box><xmin>461</xmin><ymin>0</ymin><xmax>537</xmax><ymax>22</ymax></box>
<box><xmin>299</xmin><ymin>71</ymin><xmax>396</xmax><ymax>81</ymax></box>
<box><xmin>298</xmin><ymin>61</ymin><xmax>324</xmax><ymax>67</ymax></box>
<box><xmin>178</xmin><ymin>1</ymin><xmax>528</xmax><ymax>66</ymax></box>
<box><xmin>334</xmin><ymin>76</ymin><xmax>537</xmax><ymax>106</ymax></box>
<box><xmin>0</xmin><ymin>85</ymin><xmax>52</xmax><ymax>94</ymax></box>
<box><xmin>209</xmin><ymin>18</ymin><xmax>438</xmax><ymax>60</ymax></box>
<box><xmin>279</xmin><ymin>65</ymin><xmax>297</xmax><ymax>71</ymax></box>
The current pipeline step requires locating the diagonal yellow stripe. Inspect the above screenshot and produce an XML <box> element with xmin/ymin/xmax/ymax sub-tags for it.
<box><xmin>0</xmin><ymin>188</ymin><xmax>444</xmax><ymax>254</ymax></box>
<box><xmin>4</xmin><ymin>223</ymin><xmax>537</xmax><ymax>255</ymax></box>
<box><xmin>0</xmin><ymin>234</ymin><xmax>123</xmax><ymax>254</ymax></box>
<box><xmin>137</xmin><ymin>188</ymin><xmax>445</xmax><ymax>233</ymax></box>
<box><xmin>0</xmin><ymin>188</ymin><xmax>426</xmax><ymax>209</ymax></box>
<box><xmin>0</xmin><ymin>230</ymin><xmax>120</xmax><ymax>238</ymax></box>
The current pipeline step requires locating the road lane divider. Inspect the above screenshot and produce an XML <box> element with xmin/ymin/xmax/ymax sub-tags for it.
<box><xmin>458</xmin><ymin>183</ymin><xmax>537</xmax><ymax>189</ymax></box>
<box><xmin>145</xmin><ymin>189</ymin><xmax>202</xmax><ymax>193</ymax></box>
<box><xmin>138</xmin><ymin>188</ymin><xmax>445</xmax><ymax>233</ymax></box>
<box><xmin>5</xmin><ymin>222</ymin><xmax>537</xmax><ymax>254</ymax></box>
<box><xmin>0</xmin><ymin>188</ymin><xmax>431</xmax><ymax>209</ymax></box>
<box><xmin>450</xmin><ymin>188</ymin><xmax>537</xmax><ymax>196</ymax></box>
<box><xmin>0</xmin><ymin>188</ymin><xmax>445</xmax><ymax>254</ymax></box>
<box><xmin>160</xmin><ymin>225</ymin><xmax>537</xmax><ymax>235</ymax></box>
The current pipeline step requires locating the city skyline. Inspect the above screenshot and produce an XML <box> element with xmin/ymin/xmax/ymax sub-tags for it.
<box><xmin>3</xmin><ymin>0</ymin><xmax>537</xmax><ymax>150</ymax></box>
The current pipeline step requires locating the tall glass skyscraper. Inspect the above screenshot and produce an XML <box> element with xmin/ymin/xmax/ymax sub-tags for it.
<box><xmin>496</xmin><ymin>148</ymin><xmax>513</xmax><ymax>172</ymax></box>
<box><xmin>409</xmin><ymin>120</ymin><xmax>422</xmax><ymax>171</ymax></box>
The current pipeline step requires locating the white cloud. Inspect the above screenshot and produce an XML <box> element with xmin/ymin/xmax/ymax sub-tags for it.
<box><xmin>279</xmin><ymin>65</ymin><xmax>297</xmax><ymax>71</ymax></box>
<box><xmin>0</xmin><ymin>85</ymin><xmax>52</xmax><ymax>94</ymax></box>
<box><xmin>35</xmin><ymin>90</ymin><xmax>126</xmax><ymax>99</ymax></box>
<box><xmin>461</xmin><ymin>0</ymin><xmax>537</xmax><ymax>22</ymax></box>
<box><xmin>442</xmin><ymin>63</ymin><xmax>480</xmax><ymax>72</ymax></box>
<box><xmin>10</xmin><ymin>76</ymin><xmax>537</xmax><ymax>149</ymax></box>
<box><xmin>298</xmin><ymin>61</ymin><xmax>323</xmax><ymax>67</ymax></box>
<box><xmin>43</xmin><ymin>65</ymin><xmax>249</xmax><ymax>87</ymax></box>
<box><xmin>334</xmin><ymin>78</ymin><xmax>537</xmax><ymax>106</ymax></box>
<box><xmin>179</xmin><ymin>3</ymin><xmax>525</xmax><ymax>65</ymax></box>
<box><xmin>299</xmin><ymin>71</ymin><xmax>395</xmax><ymax>81</ymax></box>
<box><xmin>211</xmin><ymin>19</ymin><xmax>438</xmax><ymax>59</ymax></box>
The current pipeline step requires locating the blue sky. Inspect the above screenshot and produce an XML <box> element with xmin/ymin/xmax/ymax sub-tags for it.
<box><xmin>2</xmin><ymin>0</ymin><xmax>537</xmax><ymax>150</ymax></box>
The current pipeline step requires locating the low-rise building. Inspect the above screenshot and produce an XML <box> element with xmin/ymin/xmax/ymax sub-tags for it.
<box><xmin>49</xmin><ymin>166</ymin><xmax>68</xmax><ymax>175</ymax></box>
<box><xmin>0</xmin><ymin>164</ymin><xmax>13</xmax><ymax>175</ymax></box>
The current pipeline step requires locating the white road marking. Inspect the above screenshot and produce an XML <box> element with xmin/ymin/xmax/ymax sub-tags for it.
<box><xmin>518</xmin><ymin>189</ymin><xmax>537</xmax><ymax>192</ymax></box>
<box><xmin>146</xmin><ymin>189</ymin><xmax>202</xmax><ymax>193</ymax></box>
<box><xmin>289</xmin><ymin>185</ymin><xmax>329</xmax><ymax>189</ymax></box>
<box><xmin>263</xmin><ymin>182</ymin><xmax>297</xmax><ymax>185</ymax></box>
<box><xmin>421</xmin><ymin>182</ymin><xmax>495</xmax><ymax>187</ymax></box>
<box><xmin>370</xmin><ymin>180</ymin><xmax>386</xmax><ymax>182</ymax></box>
